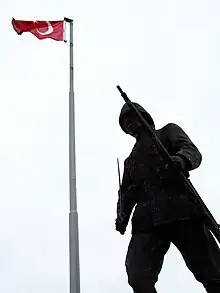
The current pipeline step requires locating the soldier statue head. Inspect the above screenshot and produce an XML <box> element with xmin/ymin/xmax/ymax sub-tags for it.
<box><xmin>119</xmin><ymin>102</ymin><xmax>155</xmax><ymax>138</ymax></box>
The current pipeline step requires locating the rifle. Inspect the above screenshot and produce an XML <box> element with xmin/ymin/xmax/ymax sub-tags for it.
<box><xmin>116</xmin><ymin>85</ymin><xmax>220</xmax><ymax>244</ymax></box>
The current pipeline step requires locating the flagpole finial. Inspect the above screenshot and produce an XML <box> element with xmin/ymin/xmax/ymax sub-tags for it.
<box><xmin>64</xmin><ymin>17</ymin><xmax>73</xmax><ymax>23</ymax></box>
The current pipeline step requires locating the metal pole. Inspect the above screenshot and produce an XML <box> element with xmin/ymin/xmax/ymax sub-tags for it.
<box><xmin>64</xmin><ymin>17</ymin><xmax>81</xmax><ymax>293</ymax></box>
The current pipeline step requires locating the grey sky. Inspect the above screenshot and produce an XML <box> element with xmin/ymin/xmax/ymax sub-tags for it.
<box><xmin>1</xmin><ymin>0</ymin><xmax>220</xmax><ymax>292</ymax></box>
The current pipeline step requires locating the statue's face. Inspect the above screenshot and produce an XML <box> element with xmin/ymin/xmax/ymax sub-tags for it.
<box><xmin>122</xmin><ymin>112</ymin><xmax>142</xmax><ymax>137</ymax></box>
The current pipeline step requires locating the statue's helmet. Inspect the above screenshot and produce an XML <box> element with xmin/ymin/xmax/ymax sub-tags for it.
<box><xmin>119</xmin><ymin>102</ymin><xmax>155</xmax><ymax>134</ymax></box>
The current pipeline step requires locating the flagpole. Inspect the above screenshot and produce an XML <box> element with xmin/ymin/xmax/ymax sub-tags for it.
<box><xmin>64</xmin><ymin>17</ymin><xmax>81</xmax><ymax>293</ymax></box>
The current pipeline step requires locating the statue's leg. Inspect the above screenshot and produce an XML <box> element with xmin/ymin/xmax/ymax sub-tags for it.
<box><xmin>172</xmin><ymin>219</ymin><xmax>220</xmax><ymax>293</ymax></box>
<box><xmin>125</xmin><ymin>231</ymin><xmax>170</xmax><ymax>293</ymax></box>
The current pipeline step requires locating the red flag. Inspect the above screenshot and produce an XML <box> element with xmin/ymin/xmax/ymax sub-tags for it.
<box><xmin>12</xmin><ymin>18</ymin><xmax>64</xmax><ymax>41</ymax></box>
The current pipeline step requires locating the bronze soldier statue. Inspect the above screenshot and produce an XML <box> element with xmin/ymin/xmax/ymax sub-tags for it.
<box><xmin>115</xmin><ymin>102</ymin><xmax>220</xmax><ymax>293</ymax></box>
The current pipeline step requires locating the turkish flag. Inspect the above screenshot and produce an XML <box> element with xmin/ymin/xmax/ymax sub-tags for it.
<box><xmin>12</xmin><ymin>18</ymin><xmax>64</xmax><ymax>41</ymax></box>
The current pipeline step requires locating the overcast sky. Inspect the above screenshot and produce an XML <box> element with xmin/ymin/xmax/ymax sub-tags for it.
<box><xmin>1</xmin><ymin>0</ymin><xmax>220</xmax><ymax>292</ymax></box>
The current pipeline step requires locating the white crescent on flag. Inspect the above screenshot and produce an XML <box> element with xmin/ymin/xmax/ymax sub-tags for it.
<box><xmin>36</xmin><ymin>21</ymin><xmax>53</xmax><ymax>35</ymax></box>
